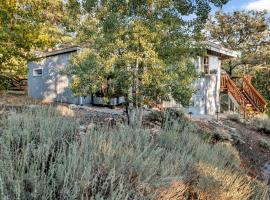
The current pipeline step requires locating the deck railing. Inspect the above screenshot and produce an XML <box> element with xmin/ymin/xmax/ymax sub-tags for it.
<box><xmin>242</xmin><ymin>76</ymin><xmax>268</xmax><ymax>112</ymax></box>
<box><xmin>221</xmin><ymin>74</ymin><xmax>228</xmax><ymax>91</ymax></box>
<box><xmin>222</xmin><ymin>74</ymin><xmax>247</xmax><ymax>111</ymax></box>
<box><xmin>225</xmin><ymin>74</ymin><xmax>247</xmax><ymax>110</ymax></box>
<box><xmin>221</xmin><ymin>73</ymin><xmax>268</xmax><ymax>115</ymax></box>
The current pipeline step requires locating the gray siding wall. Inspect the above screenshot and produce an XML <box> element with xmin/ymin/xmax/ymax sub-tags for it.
<box><xmin>28</xmin><ymin>51</ymin><xmax>221</xmax><ymax>114</ymax></box>
<box><xmin>154</xmin><ymin>55</ymin><xmax>221</xmax><ymax>115</ymax></box>
<box><xmin>28</xmin><ymin>52</ymin><xmax>91</xmax><ymax>104</ymax></box>
<box><xmin>188</xmin><ymin>55</ymin><xmax>221</xmax><ymax>115</ymax></box>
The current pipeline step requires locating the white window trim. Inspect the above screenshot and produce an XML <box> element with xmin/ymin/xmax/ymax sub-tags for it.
<box><xmin>33</xmin><ymin>68</ymin><xmax>43</xmax><ymax>77</ymax></box>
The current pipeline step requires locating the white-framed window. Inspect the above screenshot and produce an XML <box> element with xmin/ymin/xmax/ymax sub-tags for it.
<box><xmin>33</xmin><ymin>68</ymin><xmax>43</xmax><ymax>77</ymax></box>
<box><xmin>203</xmin><ymin>56</ymin><xmax>209</xmax><ymax>74</ymax></box>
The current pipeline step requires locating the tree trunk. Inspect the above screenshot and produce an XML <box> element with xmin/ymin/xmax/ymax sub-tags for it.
<box><xmin>229</xmin><ymin>65</ymin><xmax>233</xmax><ymax>76</ymax></box>
<box><xmin>124</xmin><ymin>94</ymin><xmax>130</xmax><ymax>125</ymax></box>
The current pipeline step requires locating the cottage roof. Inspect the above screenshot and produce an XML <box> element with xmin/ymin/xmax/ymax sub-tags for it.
<box><xmin>206</xmin><ymin>41</ymin><xmax>241</xmax><ymax>59</ymax></box>
<box><xmin>34</xmin><ymin>46</ymin><xmax>81</xmax><ymax>59</ymax></box>
<box><xmin>33</xmin><ymin>42</ymin><xmax>240</xmax><ymax>60</ymax></box>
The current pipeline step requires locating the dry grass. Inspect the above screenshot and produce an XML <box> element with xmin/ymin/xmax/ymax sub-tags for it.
<box><xmin>155</xmin><ymin>181</ymin><xmax>188</xmax><ymax>200</ymax></box>
<box><xmin>0</xmin><ymin>107</ymin><xmax>269</xmax><ymax>199</ymax></box>
<box><xmin>195</xmin><ymin>162</ymin><xmax>252</xmax><ymax>200</ymax></box>
<box><xmin>259</xmin><ymin>138</ymin><xmax>270</xmax><ymax>150</ymax></box>
<box><xmin>251</xmin><ymin>114</ymin><xmax>270</xmax><ymax>134</ymax></box>
<box><xmin>226</xmin><ymin>111</ymin><xmax>241</xmax><ymax>122</ymax></box>
<box><xmin>0</xmin><ymin>91</ymin><xmax>42</xmax><ymax>106</ymax></box>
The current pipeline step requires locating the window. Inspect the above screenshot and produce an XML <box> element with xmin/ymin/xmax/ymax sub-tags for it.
<box><xmin>203</xmin><ymin>56</ymin><xmax>209</xmax><ymax>74</ymax></box>
<box><xmin>33</xmin><ymin>68</ymin><xmax>43</xmax><ymax>77</ymax></box>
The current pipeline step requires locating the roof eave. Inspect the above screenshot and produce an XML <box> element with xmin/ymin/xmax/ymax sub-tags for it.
<box><xmin>34</xmin><ymin>46</ymin><xmax>81</xmax><ymax>59</ymax></box>
<box><xmin>206</xmin><ymin>42</ymin><xmax>241</xmax><ymax>59</ymax></box>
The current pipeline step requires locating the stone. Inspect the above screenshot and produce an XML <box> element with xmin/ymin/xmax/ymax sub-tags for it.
<box><xmin>79</xmin><ymin>125</ymin><xmax>87</xmax><ymax>132</ymax></box>
<box><xmin>69</xmin><ymin>104</ymin><xmax>78</xmax><ymax>109</ymax></box>
<box><xmin>87</xmin><ymin>123</ymin><xmax>96</xmax><ymax>130</ymax></box>
<box><xmin>56</xmin><ymin>105</ymin><xmax>74</xmax><ymax>117</ymax></box>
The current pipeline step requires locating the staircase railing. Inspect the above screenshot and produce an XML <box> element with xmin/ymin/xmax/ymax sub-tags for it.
<box><xmin>221</xmin><ymin>74</ymin><xmax>254</xmax><ymax>117</ymax></box>
<box><xmin>221</xmin><ymin>74</ymin><xmax>228</xmax><ymax>91</ymax></box>
<box><xmin>242</xmin><ymin>76</ymin><xmax>268</xmax><ymax>112</ymax></box>
<box><xmin>226</xmin><ymin>75</ymin><xmax>247</xmax><ymax>110</ymax></box>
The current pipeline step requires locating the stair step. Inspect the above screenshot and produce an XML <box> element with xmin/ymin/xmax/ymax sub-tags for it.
<box><xmin>223</xmin><ymin>74</ymin><xmax>265</xmax><ymax>115</ymax></box>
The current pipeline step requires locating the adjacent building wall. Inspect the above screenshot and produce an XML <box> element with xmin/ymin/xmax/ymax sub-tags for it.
<box><xmin>28</xmin><ymin>52</ymin><xmax>91</xmax><ymax>104</ymax></box>
<box><xmin>188</xmin><ymin>55</ymin><xmax>221</xmax><ymax>115</ymax></box>
<box><xmin>28</xmin><ymin>50</ymin><xmax>222</xmax><ymax>115</ymax></box>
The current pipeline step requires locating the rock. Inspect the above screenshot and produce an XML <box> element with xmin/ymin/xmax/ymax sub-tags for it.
<box><xmin>87</xmin><ymin>123</ymin><xmax>96</xmax><ymax>130</ymax></box>
<box><xmin>69</xmin><ymin>104</ymin><xmax>78</xmax><ymax>109</ymax></box>
<box><xmin>56</xmin><ymin>105</ymin><xmax>74</xmax><ymax>117</ymax></box>
<box><xmin>262</xmin><ymin>161</ymin><xmax>270</xmax><ymax>184</ymax></box>
<box><xmin>79</xmin><ymin>125</ymin><xmax>87</xmax><ymax>132</ymax></box>
<box><xmin>149</xmin><ymin>128</ymin><xmax>160</xmax><ymax>142</ymax></box>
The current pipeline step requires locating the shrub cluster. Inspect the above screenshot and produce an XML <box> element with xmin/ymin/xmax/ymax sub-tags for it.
<box><xmin>259</xmin><ymin>138</ymin><xmax>270</xmax><ymax>150</ymax></box>
<box><xmin>251</xmin><ymin>114</ymin><xmax>270</xmax><ymax>134</ymax></box>
<box><xmin>0</xmin><ymin>74</ymin><xmax>9</xmax><ymax>91</ymax></box>
<box><xmin>226</xmin><ymin>111</ymin><xmax>241</xmax><ymax>122</ymax></box>
<box><xmin>0</xmin><ymin>107</ymin><xmax>269</xmax><ymax>199</ymax></box>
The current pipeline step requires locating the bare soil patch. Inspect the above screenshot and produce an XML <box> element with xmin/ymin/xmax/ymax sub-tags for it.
<box><xmin>194</xmin><ymin>117</ymin><xmax>270</xmax><ymax>185</ymax></box>
<box><xmin>223</xmin><ymin>120</ymin><xmax>270</xmax><ymax>183</ymax></box>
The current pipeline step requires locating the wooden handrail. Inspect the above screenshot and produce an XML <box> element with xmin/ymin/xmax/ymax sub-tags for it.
<box><xmin>243</xmin><ymin>76</ymin><xmax>268</xmax><ymax>112</ymax></box>
<box><xmin>226</xmin><ymin>74</ymin><xmax>247</xmax><ymax>107</ymax></box>
<box><xmin>222</xmin><ymin>74</ymin><xmax>254</xmax><ymax>117</ymax></box>
<box><xmin>221</xmin><ymin>73</ymin><xmax>268</xmax><ymax>115</ymax></box>
<box><xmin>221</xmin><ymin>74</ymin><xmax>228</xmax><ymax>91</ymax></box>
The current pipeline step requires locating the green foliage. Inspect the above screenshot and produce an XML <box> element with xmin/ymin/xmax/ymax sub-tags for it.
<box><xmin>259</xmin><ymin>138</ymin><xmax>270</xmax><ymax>150</ymax></box>
<box><xmin>67</xmin><ymin>49</ymin><xmax>106</xmax><ymax>96</ymax></box>
<box><xmin>251</xmin><ymin>114</ymin><xmax>270</xmax><ymax>134</ymax></box>
<box><xmin>0</xmin><ymin>74</ymin><xmax>9</xmax><ymax>91</ymax></box>
<box><xmin>0</xmin><ymin>0</ymin><xmax>73</xmax><ymax>76</ymax></box>
<box><xmin>68</xmin><ymin>0</ymin><xmax>227</xmax><ymax>111</ymax></box>
<box><xmin>220</xmin><ymin>93</ymin><xmax>229</xmax><ymax>112</ymax></box>
<box><xmin>0</xmin><ymin>107</ymin><xmax>269</xmax><ymax>199</ymax></box>
<box><xmin>207</xmin><ymin>10</ymin><xmax>270</xmax><ymax>76</ymax></box>
<box><xmin>252</xmin><ymin>68</ymin><xmax>270</xmax><ymax>115</ymax></box>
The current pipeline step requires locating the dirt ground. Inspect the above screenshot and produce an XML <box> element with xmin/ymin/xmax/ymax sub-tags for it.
<box><xmin>223</xmin><ymin>120</ymin><xmax>270</xmax><ymax>183</ymax></box>
<box><xmin>194</xmin><ymin>117</ymin><xmax>270</xmax><ymax>185</ymax></box>
<box><xmin>0</xmin><ymin>92</ymin><xmax>126</xmax><ymax>124</ymax></box>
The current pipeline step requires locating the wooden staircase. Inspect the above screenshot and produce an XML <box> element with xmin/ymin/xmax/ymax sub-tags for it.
<box><xmin>221</xmin><ymin>74</ymin><xmax>268</xmax><ymax>118</ymax></box>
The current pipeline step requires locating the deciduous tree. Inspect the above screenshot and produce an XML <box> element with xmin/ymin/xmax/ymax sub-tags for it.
<box><xmin>207</xmin><ymin>11</ymin><xmax>270</xmax><ymax>111</ymax></box>
<box><xmin>68</xmin><ymin>0</ymin><xmax>228</xmax><ymax>124</ymax></box>
<box><xmin>0</xmin><ymin>0</ymin><xmax>73</xmax><ymax>76</ymax></box>
<box><xmin>207</xmin><ymin>11</ymin><xmax>270</xmax><ymax>76</ymax></box>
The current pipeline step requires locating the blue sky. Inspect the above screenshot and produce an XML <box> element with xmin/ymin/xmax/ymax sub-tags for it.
<box><xmin>212</xmin><ymin>0</ymin><xmax>270</xmax><ymax>13</ymax></box>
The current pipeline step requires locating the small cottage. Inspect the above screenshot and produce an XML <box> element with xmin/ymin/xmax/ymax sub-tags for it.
<box><xmin>188</xmin><ymin>42</ymin><xmax>240</xmax><ymax>115</ymax></box>
<box><xmin>28</xmin><ymin>42</ymin><xmax>240</xmax><ymax>115</ymax></box>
